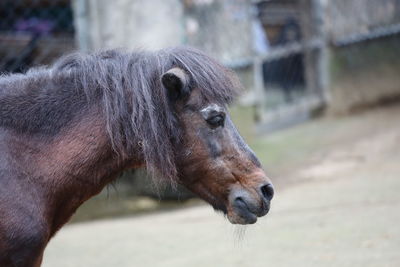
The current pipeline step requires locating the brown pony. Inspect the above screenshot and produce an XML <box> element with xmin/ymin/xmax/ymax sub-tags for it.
<box><xmin>0</xmin><ymin>47</ymin><xmax>273</xmax><ymax>266</ymax></box>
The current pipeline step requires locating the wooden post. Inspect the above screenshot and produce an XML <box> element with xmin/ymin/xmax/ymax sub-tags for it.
<box><xmin>313</xmin><ymin>0</ymin><xmax>331</xmax><ymax>104</ymax></box>
<box><xmin>299</xmin><ymin>0</ymin><xmax>330</xmax><ymax>106</ymax></box>
<box><xmin>253</xmin><ymin>57</ymin><xmax>266</xmax><ymax>122</ymax></box>
<box><xmin>299</xmin><ymin>0</ymin><xmax>317</xmax><ymax>95</ymax></box>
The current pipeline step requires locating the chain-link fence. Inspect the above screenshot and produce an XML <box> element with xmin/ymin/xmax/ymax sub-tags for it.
<box><xmin>0</xmin><ymin>0</ymin><xmax>75</xmax><ymax>73</ymax></box>
<box><xmin>236</xmin><ymin>0</ymin><xmax>328</xmax><ymax>131</ymax></box>
<box><xmin>240</xmin><ymin>0</ymin><xmax>400</xmax><ymax>131</ymax></box>
<box><xmin>254</xmin><ymin>0</ymin><xmax>312</xmax><ymax>110</ymax></box>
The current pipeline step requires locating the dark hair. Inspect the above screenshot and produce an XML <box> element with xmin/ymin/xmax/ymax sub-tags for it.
<box><xmin>0</xmin><ymin>46</ymin><xmax>240</xmax><ymax>183</ymax></box>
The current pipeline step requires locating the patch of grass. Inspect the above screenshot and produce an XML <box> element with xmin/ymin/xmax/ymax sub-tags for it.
<box><xmin>229</xmin><ymin>104</ymin><xmax>257</xmax><ymax>141</ymax></box>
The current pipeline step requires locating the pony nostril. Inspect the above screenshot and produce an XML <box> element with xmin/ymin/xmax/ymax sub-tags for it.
<box><xmin>234</xmin><ymin>196</ymin><xmax>245</xmax><ymax>205</ymax></box>
<box><xmin>260</xmin><ymin>184</ymin><xmax>274</xmax><ymax>201</ymax></box>
<box><xmin>233</xmin><ymin>196</ymin><xmax>251</xmax><ymax>210</ymax></box>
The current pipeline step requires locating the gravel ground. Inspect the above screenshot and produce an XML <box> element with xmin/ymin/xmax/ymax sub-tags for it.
<box><xmin>43</xmin><ymin>105</ymin><xmax>400</xmax><ymax>267</ymax></box>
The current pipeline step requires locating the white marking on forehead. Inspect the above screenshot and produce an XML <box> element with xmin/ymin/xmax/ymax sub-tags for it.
<box><xmin>200</xmin><ymin>104</ymin><xmax>223</xmax><ymax>113</ymax></box>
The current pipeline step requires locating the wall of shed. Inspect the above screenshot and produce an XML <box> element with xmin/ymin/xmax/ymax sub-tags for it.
<box><xmin>328</xmin><ymin>35</ymin><xmax>400</xmax><ymax>114</ymax></box>
<box><xmin>73</xmin><ymin>0</ymin><xmax>184</xmax><ymax>51</ymax></box>
<box><xmin>72</xmin><ymin>0</ymin><xmax>253</xmax><ymax>63</ymax></box>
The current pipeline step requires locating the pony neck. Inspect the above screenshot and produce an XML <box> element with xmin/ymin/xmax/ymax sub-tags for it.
<box><xmin>30</xmin><ymin>107</ymin><xmax>142</xmax><ymax>233</ymax></box>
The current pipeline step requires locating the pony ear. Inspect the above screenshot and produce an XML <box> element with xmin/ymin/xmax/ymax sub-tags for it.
<box><xmin>161</xmin><ymin>67</ymin><xmax>190</xmax><ymax>100</ymax></box>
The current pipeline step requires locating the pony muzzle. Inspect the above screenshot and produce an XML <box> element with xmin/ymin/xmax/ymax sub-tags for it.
<box><xmin>227</xmin><ymin>183</ymin><xmax>274</xmax><ymax>225</ymax></box>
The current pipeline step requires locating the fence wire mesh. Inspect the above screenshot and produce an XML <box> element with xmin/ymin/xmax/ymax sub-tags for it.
<box><xmin>0</xmin><ymin>0</ymin><xmax>75</xmax><ymax>73</ymax></box>
<box><xmin>247</xmin><ymin>0</ymin><xmax>400</xmax><ymax>121</ymax></box>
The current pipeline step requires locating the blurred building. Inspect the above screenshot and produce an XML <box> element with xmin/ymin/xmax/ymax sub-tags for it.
<box><xmin>73</xmin><ymin>0</ymin><xmax>253</xmax><ymax>63</ymax></box>
<box><xmin>326</xmin><ymin>0</ymin><xmax>400</xmax><ymax>114</ymax></box>
<box><xmin>1</xmin><ymin>0</ymin><xmax>400</xmax><ymax>123</ymax></box>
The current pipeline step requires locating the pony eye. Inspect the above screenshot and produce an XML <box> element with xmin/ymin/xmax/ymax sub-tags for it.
<box><xmin>206</xmin><ymin>114</ymin><xmax>225</xmax><ymax>128</ymax></box>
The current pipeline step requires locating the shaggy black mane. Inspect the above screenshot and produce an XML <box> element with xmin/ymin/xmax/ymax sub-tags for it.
<box><xmin>0</xmin><ymin>46</ymin><xmax>240</xmax><ymax>182</ymax></box>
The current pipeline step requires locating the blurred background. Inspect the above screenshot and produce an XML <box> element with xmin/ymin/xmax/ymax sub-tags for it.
<box><xmin>1</xmin><ymin>0</ymin><xmax>400</xmax><ymax>266</ymax></box>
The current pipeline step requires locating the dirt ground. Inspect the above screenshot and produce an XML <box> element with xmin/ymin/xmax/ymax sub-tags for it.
<box><xmin>43</xmin><ymin>104</ymin><xmax>400</xmax><ymax>267</ymax></box>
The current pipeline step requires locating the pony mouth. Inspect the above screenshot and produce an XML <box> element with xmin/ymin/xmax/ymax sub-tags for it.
<box><xmin>226</xmin><ymin>199</ymin><xmax>260</xmax><ymax>225</ymax></box>
<box><xmin>227</xmin><ymin>208</ymin><xmax>258</xmax><ymax>225</ymax></box>
<box><xmin>193</xmin><ymin>184</ymin><xmax>268</xmax><ymax>224</ymax></box>
<box><xmin>226</xmin><ymin>197</ymin><xmax>271</xmax><ymax>225</ymax></box>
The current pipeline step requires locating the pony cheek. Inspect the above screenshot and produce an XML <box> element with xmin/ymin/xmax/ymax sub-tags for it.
<box><xmin>186</xmin><ymin>179</ymin><xmax>229</xmax><ymax>213</ymax></box>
